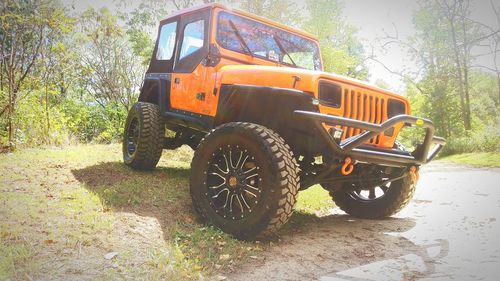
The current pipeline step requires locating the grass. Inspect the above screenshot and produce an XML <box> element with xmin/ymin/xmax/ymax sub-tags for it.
<box><xmin>0</xmin><ymin>144</ymin><xmax>334</xmax><ymax>280</ymax></box>
<box><xmin>295</xmin><ymin>185</ymin><xmax>334</xmax><ymax>215</ymax></box>
<box><xmin>440</xmin><ymin>152</ymin><xmax>500</xmax><ymax>167</ymax></box>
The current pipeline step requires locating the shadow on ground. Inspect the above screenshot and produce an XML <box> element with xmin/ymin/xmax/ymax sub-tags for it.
<box><xmin>72</xmin><ymin>162</ymin><xmax>448</xmax><ymax>280</ymax></box>
<box><xmin>72</xmin><ymin>162</ymin><xmax>193</xmax><ymax>234</ymax></box>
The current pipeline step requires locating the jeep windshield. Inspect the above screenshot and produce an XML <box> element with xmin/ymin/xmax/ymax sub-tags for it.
<box><xmin>217</xmin><ymin>11</ymin><xmax>322</xmax><ymax>71</ymax></box>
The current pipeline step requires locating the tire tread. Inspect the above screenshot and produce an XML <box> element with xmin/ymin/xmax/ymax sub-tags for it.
<box><xmin>123</xmin><ymin>102</ymin><xmax>164</xmax><ymax>170</ymax></box>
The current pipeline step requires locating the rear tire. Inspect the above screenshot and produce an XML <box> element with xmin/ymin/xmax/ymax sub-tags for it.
<box><xmin>123</xmin><ymin>102</ymin><xmax>164</xmax><ymax>170</ymax></box>
<box><xmin>190</xmin><ymin>122</ymin><xmax>299</xmax><ymax>240</ymax></box>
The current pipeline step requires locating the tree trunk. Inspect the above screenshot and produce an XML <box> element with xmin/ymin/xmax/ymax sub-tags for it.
<box><xmin>7</xmin><ymin>73</ymin><xmax>14</xmax><ymax>146</ymax></box>
<box><xmin>448</xmin><ymin>12</ymin><xmax>471</xmax><ymax>131</ymax></box>
<box><xmin>497</xmin><ymin>74</ymin><xmax>500</xmax><ymax>106</ymax></box>
<box><xmin>45</xmin><ymin>82</ymin><xmax>50</xmax><ymax>142</ymax></box>
<box><xmin>7</xmin><ymin>97</ymin><xmax>13</xmax><ymax>146</ymax></box>
<box><xmin>460</xmin><ymin>4</ymin><xmax>472</xmax><ymax>130</ymax></box>
<box><xmin>462</xmin><ymin>58</ymin><xmax>472</xmax><ymax>130</ymax></box>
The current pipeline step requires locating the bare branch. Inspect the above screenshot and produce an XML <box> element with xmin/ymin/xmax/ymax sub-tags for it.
<box><xmin>367</xmin><ymin>56</ymin><xmax>426</xmax><ymax>95</ymax></box>
<box><xmin>470</xmin><ymin>64</ymin><xmax>498</xmax><ymax>72</ymax></box>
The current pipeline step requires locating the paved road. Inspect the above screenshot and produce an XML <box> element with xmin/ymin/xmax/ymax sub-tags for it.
<box><xmin>230</xmin><ymin>163</ymin><xmax>500</xmax><ymax>281</ymax></box>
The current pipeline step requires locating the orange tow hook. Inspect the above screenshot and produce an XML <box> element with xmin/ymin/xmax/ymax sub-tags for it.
<box><xmin>341</xmin><ymin>157</ymin><xmax>354</xmax><ymax>176</ymax></box>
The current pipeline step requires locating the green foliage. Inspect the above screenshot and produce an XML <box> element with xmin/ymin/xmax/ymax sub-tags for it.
<box><xmin>0</xmin><ymin>0</ymin><xmax>74</xmax><ymax>147</ymax></box>
<box><xmin>440</xmin><ymin>152</ymin><xmax>500</xmax><ymax>167</ymax></box>
<box><xmin>400</xmin><ymin>71</ymin><xmax>500</xmax><ymax>155</ymax></box>
<box><xmin>14</xmin><ymin>91</ymin><xmax>69</xmax><ymax>146</ymax></box>
<box><xmin>394</xmin><ymin>1</ymin><xmax>500</xmax><ymax>155</ymax></box>
<box><xmin>234</xmin><ymin>0</ymin><xmax>303</xmax><ymax>27</ymax></box>
<box><xmin>441</xmin><ymin>123</ymin><xmax>500</xmax><ymax>156</ymax></box>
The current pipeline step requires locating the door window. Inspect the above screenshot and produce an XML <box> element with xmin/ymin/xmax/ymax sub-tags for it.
<box><xmin>156</xmin><ymin>22</ymin><xmax>177</xmax><ymax>60</ymax></box>
<box><xmin>179</xmin><ymin>20</ymin><xmax>205</xmax><ymax>60</ymax></box>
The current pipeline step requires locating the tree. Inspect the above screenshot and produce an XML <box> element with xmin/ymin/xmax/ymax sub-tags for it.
<box><xmin>78</xmin><ymin>7</ymin><xmax>144</xmax><ymax>112</ymax></box>
<box><xmin>0</xmin><ymin>0</ymin><xmax>72</xmax><ymax>148</ymax></box>
<box><xmin>302</xmin><ymin>0</ymin><xmax>369</xmax><ymax>79</ymax></box>
<box><xmin>376</xmin><ymin>0</ymin><xmax>499</xmax><ymax>136</ymax></box>
<box><xmin>233</xmin><ymin>0</ymin><xmax>303</xmax><ymax>27</ymax></box>
<box><xmin>436</xmin><ymin>0</ymin><xmax>480</xmax><ymax>130</ymax></box>
<box><xmin>469</xmin><ymin>0</ymin><xmax>500</xmax><ymax>106</ymax></box>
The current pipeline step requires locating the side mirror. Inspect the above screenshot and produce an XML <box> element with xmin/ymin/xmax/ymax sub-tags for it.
<box><xmin>202</xmin><ymin>44</ymin><xmax>221</xmax><ymax>67</ymax></box>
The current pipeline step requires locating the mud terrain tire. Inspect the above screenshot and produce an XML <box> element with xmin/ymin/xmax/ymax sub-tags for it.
<box><xmin>190</xmin><ymin>122</ymin><xmax>299</xmax><ymax>240</ymax></box>
<box><xmin>330</xmin><ymin>172</ymin><xmax>416</xmax><ymax>219</ymax></box>
<box><xmin>123</xmin><ymin>102</ymin><xmax>164</xmax><ymax>170</ymax></box>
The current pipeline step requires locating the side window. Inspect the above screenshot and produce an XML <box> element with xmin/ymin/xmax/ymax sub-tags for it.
<box><xmin>156</xmin><ymin>22</ymin><xmax>177</xmax><ymax>60</ymax></box>
<box><xmin>179</xmin><ymin>20</ymin><xmax>205</xmax><ymax>60</ymax></box>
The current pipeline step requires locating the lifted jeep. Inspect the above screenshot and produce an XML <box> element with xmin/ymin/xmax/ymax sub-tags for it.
<box><xmin>123</xmin><ymin>3</ymin><xmax>445</xmax><ymax>239</ymax></box>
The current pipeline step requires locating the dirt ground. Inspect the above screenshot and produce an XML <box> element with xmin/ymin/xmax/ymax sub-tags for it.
<box><xmin>2</xmin><ymin>146</ymin><xmax>499</xmax><ymax>280</ymax></box>
<box><xmin>229</xmin><ymin>163</ymin><xmax>500</xmax><ymax>281</ymax></box>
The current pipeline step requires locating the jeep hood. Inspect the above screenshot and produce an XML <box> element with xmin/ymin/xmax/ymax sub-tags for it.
<box><xmin>217</xmin><ymin>65</ymin><xmax>405</xmax><ymax>101</ymax></box>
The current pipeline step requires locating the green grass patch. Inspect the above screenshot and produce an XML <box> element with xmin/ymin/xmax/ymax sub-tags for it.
<box><xmin>295</xmin><ymin>185</ymin><xmax>334</xmax><ymax>215</ymax></box>
<box><xmin>440</xmin><ymin>152</ymin><xmax>500</xmax><ymax>167</ymax></box>
<box><xmin>0</xmin><ymin>144</ymin><xmax>336</xmax><ymax>279</ymax></box>
<box><xmin>0</xmin><ymin>235</ymin><xmax>35</xmax><ymax>280</ymax></box>
<box><xmin>0</xmin><ymin>144</ymin><xmax>260</xmax><ymax>279</ymax></box>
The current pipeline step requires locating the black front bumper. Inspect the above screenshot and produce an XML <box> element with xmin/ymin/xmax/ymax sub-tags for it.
<box><xmin>294</xmin><ymin>110</ymin><xmax>446</xmax><ymax>167</ymax></box>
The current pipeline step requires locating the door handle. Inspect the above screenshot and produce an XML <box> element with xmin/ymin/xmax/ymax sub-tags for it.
<box><xmin>196</xmin><ymin>92</ymin><xmax>206</xmax><ymax>101</ymax></box>
<box><xmin>174</xmin><ymin>78</ymin><xmax>181</xmax><ymax>84</ymax></box>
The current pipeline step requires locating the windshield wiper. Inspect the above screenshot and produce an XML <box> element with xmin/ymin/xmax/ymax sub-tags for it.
<box><xmin>273</xmin><ymin>34</ymin><xmax>297</xmax><ymax>67</ymax></box>
<box><xmin>228</xmin><ymin>20</ymin><xmax>253</xmax><ymax>57</ymax></box>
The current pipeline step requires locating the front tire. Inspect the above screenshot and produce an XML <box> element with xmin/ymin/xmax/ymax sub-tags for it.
<box><xmin>190</xmin><ymin>122</ymin><xmax>299</xmax><ymax>240</ymax></box>
<box><xmin>123</xmin><ymin>102</ymin><xmax>164</xmax><ymax>170</ymax></box>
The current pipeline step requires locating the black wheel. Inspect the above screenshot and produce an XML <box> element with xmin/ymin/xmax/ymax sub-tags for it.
<box><xmin>123</xmin><ymin>102</ymin><xmax>164</xmax><ymax>170</ymax></box>
<box><xmin>330</xmin><ymin>172</ymin><xmax>416</xmax><ymax>219</ymax></box>
<box><xmin>190</xmin><ymin>122</ymin><xmax>299</xmax><ymax>240</ymax></box>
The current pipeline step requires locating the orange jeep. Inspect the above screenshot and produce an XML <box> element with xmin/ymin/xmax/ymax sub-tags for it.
<box><xmin>123</xmin><ymin>4</ymin><xmax>445</xmax><ymax>239</ymax></box>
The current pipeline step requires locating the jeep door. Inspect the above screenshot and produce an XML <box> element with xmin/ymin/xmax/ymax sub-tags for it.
<box><xmin>170</xmin><ymin>8</ymin><xmax>215</xmax><ymax>116</ymax></box>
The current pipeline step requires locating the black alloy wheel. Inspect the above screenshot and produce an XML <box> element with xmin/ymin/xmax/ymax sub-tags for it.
<box><xmin>330</xmin><ymin>172</ymin><xmax>417</xmax><ymax>219</ymax></box>
<box><xmin>346</xmin><ymin>182</ymin><xmax>391</xmax><ymax>202</ymax></box>
<box><xmin>126</xmin><ymin>117</ymin><xmax>140</xmax><ymax>157</ymax></box>
<box><xmin>206</xmin><ymin>145</ymin><xmax>262</xmax><ymax>220</ymax></box>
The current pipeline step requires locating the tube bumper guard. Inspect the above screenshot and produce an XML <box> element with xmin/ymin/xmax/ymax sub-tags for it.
<box><xmin>294</xmin><ymin>110</ymin><xmax>446</xmax><ymax>167</ymax></box>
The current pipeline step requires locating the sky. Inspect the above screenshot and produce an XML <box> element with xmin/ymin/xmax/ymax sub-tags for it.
<box><xmin>343</xmin><ymin>0</ymin><xmax>499</xmax><ymax>91</ymax></box>
<box><xmin>343</xmin><ymin>0</ymin><xmax>419</xmax><ymax>91</ymax></box>
<box><xmin>70</xmin><ymin>0</ymin><xmax>499</xmax><ymax>93</ymax></box>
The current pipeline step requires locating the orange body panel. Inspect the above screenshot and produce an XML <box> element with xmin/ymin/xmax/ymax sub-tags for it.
<box><xmin>212</xmin><ymin>65</ymin><xmax>409</xmax><ymax>148</ymax></box>
<box><xmin>167</xmin><ymin>4</ymin><xmax>410</xmax><ymax>149</ymax></box>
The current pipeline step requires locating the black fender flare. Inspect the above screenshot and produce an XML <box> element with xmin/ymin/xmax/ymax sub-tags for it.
<box><xmin>214</xmin><ymin>84</ymin><xmax>324</xmax><ymax>155</ymax></box>
<box><xmin>138</xmin><ymin>73</ymin><xmax>172</xmax><ymax>115</ymax></box>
